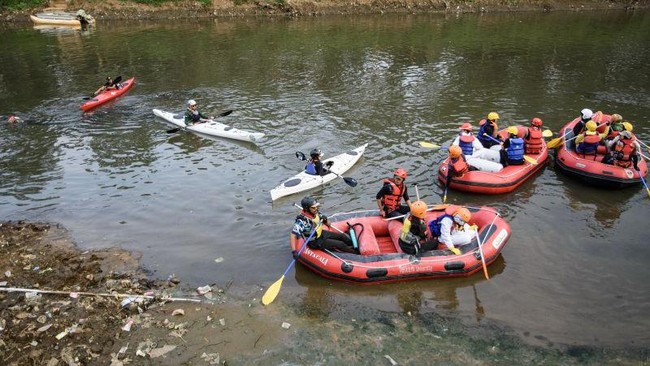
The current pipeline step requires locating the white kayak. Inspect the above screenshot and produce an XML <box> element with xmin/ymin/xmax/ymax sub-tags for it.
<box><xmin>270</xmin><ymin>143</ymin><xmax>368</xmax><ymax>201</ymax></box>
<box><xmin>152</xmin><ymin>109</ymin><xmax>265</xmax><ymax>143</ymax></box>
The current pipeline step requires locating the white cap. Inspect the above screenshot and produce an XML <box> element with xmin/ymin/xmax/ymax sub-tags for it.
<box><xmin>581</xmin><ymin>108</ymin><xmax>593</xmax><ymax>120</ymax></box>
<box><xmin>187</xmin><ymin>99</ymin><xmax>197</xmax><ymax>107</ymax></box>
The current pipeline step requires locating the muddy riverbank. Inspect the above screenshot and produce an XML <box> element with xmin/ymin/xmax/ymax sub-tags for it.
<box><xmin>3</xmin><ymin>0</ymin><xmax>650</xmax><ymax>21</ymax></box>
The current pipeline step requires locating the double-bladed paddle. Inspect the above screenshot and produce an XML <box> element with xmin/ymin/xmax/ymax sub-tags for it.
<box><xmin>166</xmin><ymin>109</ymin><xmax>234</xmax><ymax>134</ymax></box>
<box><xmin>295</xmin><ymin>151</ymin><xmax>358</xmax><ymax>187</ymax></box>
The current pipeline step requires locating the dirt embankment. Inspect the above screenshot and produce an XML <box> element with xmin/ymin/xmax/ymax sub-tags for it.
<box><xmin>4</xmin><ymin>0</ymin><xmax>650</xmax><ymax>20</ymax></box>
<box><xmin>0</xmin><ymin>222</ymin><xmax>285</xmax><ymax>365</ymax></box>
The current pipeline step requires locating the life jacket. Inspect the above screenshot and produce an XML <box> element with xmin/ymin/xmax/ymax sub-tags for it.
<box><xmin>304</xmin><ymin>161</ymin><xmax>317</xmax><ymax>175</ymax></box>
<box><xmin>506</xmin><ymin>137</ymin><xmax>525</xmax><ymax>162</ymax></box>
<box><xmin>577</xmin><ymin>132</ymin><xmax>601</xmax><ymax>155</ymax></box>
<box><xmin>450</xmin><ymin>157</ymin><xmax>469</xmax><ymax>177</ymax></box>
<box><xmin>297</xmin><ymin>211</ymin><xmax>323</xmax><ymax>239</ymax></box>
<box><xmin>613</xmin><ymin>138</ymin><xmax>636</xmax><ymax>168</ymax></box>
<box><xmin>188</xmin><ymin>109</ymin><xmax>201</xmax><ymax>122</ymax></box>
<box><xmin>458</xmin><ymin>135</ymin><xmax>475</xmax><ymax>156</ymax></box>
<box><xmin>525</xmin><ymin>127</ymin><xmax>543</xmax><ymax>154</ymax></box>
<box><xmin>381</xmin><ymin>179</ymin><xmax>405</xmax><ymax>212</ymax></box>
<box><xmin>477</xmin><ymin>119</ymin><xmax>498</xmax><ymax>146</ymax></box>
<box><xmin>428</xmin><ymin>214</ymin><xmax>453</xmax><ymax>238</ymax></box>
<box><xmin>399</xmin><ymin>216</ymin><xmax>418</xmax><ymax>245</ymax></box>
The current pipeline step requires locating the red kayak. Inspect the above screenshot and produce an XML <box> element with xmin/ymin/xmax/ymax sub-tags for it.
<box><xmin>437</xmin><ymin>125</ymin><xmax>549</xmax><ymax>195</ymax></box>
<box><xmin>290</xmin><ymin>204</ymin><xmax>511</xmax><ymax>284</ymax></box>
<box><xmin>554</xmin><ymin>113</ymin><xmax>648</xmax><ymax>188</ymax></box>
<box><xmin>80</xmin><ymin>77</ymin><xmax>135</xmax><ymax>111</ymax></box>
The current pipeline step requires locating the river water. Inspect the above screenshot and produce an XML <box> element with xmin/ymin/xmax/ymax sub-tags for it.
<box><xmin>1</xmin><ymin>10</ymin><xmax>649</xmax><ymax>359</ymax></box>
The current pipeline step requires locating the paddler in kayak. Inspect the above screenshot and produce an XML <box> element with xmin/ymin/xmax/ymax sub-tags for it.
<box><xmin>93</xmin><ymin>76</ymin><xmax>120</xmax><ymax>97</ymax></box>
<box><xmin>305</xmin><ymin>148</ymin><xmax>334</xmax><ymax>176</ymax></box>
<box><xmin>184</xmin><ymin>99</ymin><xmax>213</xmax><ymax>126</ymax></box>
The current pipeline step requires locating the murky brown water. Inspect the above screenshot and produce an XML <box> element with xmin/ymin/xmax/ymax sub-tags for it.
<box><xmin>1</xmin><ymin>10</ymin><xmax>649</xmax><ymax>359</ymax></box>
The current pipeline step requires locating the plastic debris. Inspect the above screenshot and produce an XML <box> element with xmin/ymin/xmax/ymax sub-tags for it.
<box><xmin>148</xmin><ymin>344</ymin><xmax>176</xmax><ymax>358</ymax></box>
<box><xmin>70</xmin><ymin>292</ymin><xmax>79</xmax><ymax>299</ymax></box>
<box><xmin>37</xmin><ymin>324</ymin><xmax>52</xmax><ymax>333</ymax></box>
<box><xmin>171</xmin><ymin>309</ymin><xmax>184</xmax><ymax>316</ymax></box>
<box><xmin>281</xmin><ymin>322</ymin><xmax>291</xmax><ymax>329</ymax></box>
<box><xmin>219</xmin><ymin>318</ymin><xmax>226</xmax><ymax>326</ymax></box>
<box><xmin>214</xmin><ymin>257</ymin><xmax>224</xmax><ymax>263</ymax></box>
<box><xmin>121</xmin><ymin>318</ymin><xmax>134</xmax><ymax>332</ymax></box>
<box><xmin>384</xmin><ymin>355</ymin><xmax>398</xmax><ymax>365</ymax></box>
<box><xmin>197</xmin><ymin>285</ymin><xmax>212</xmax><ymax>295</ymax></box>
<box><xmin>0</xmin><ymin>281</ymin><xmax>7</xmax><ymax>287</ymax></box>
<box><xmin>201</xmin><ymin>352</ymin><xmax>221</xmax><ymax>365</ymax></box>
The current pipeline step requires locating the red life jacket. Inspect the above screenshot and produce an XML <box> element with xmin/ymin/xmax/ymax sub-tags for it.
<box><xmin>613</xmin><ymin>138</ymin><xmax>636</xmax><ymax>168</ymax></box>
<box><xmin>381</xmin><ymin>179</ymin><xmax>405</xmax><ymax>211</ymax></box>
<box><xmin>450</xmin><ymin>157</ymin><xmax>469</xmax><ymax>177</ymax></box>
<box><xmin>525</xmin><ymin>127</ymin><xmax>543</xmax><ymax>154</ymax></box>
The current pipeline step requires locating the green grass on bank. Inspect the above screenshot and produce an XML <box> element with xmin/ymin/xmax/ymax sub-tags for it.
<box><xmin>0</xmin><ymin>0</ymin><xmax>47</xmax><ymax>11</ymax></box>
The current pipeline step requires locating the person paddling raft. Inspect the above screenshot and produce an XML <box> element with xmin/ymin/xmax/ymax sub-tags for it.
<box><xmin>184</xmin><ymin>99</ymin><xmax>213</xmax><ymax>126</ymax></box>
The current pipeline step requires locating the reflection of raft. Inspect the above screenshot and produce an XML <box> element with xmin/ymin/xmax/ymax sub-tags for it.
<box><xmin>554</xmin><ymin>115</ymin><xmax>648</xmax><ymax>188</ymax></box>
<box><xmin>30</xmin><ymin>11</ymin><xmax>95</xmax><ymax>27</ymax></box>
<box><xmin>437</xmin><ymin>125</ymin><xmax>549</xmax><ymax>194</ymax></box>
<box><xmin>291</xmin><ymin>205</ymin><xmax>511</xmax><ymax>284</ymax></box>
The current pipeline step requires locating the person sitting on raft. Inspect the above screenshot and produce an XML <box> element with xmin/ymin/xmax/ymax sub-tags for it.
<box><xmin>429</xmin><ymin>207</ymin><xmax>475</xmax><ymax>255</ymax></box>
<box><xmin>575</xmin><ymin>120</ymin><xmax>602</xmax><ymax>157</ymax></box>
<box><xmin>305</xmin><ymin>148</ymin><xmax>333</xmax><ymax>176</ymax></box>
<box><xmin>500</xmin><ymin>126</ymin><xmax>525</xmax><ymax>167</ymax></box>
<box><xmin>376</xmin><ymin>168</ymin><xmax>412</xmax><ymax>220</ymax></box>
<box><xmin>451</xmin><ymin>122</ymin><xmax>503</xmax><ymax>173</ymax></box>
<box><xmin>291</xmin><ymin>196</ymin><xmax>356</xmax><ymax>254</ymax></box>
<box><xmin>477</xmin><ymin>112</ymin><xmax>503</xmax><ymax>150</ymax></box>
<box><xmin>524</xmin><ymin>117</ymin><xmax>544</xmax><ymax>155</ymax></box>
<box><xmin>398</xmin><ymin>201</ymin><xmax>438</xmax><ymax>256</ymax></box>
<box><xmin>602</xmin><ymin>130</ymin><xmax>642</xmax><ymax>170</ymax></box>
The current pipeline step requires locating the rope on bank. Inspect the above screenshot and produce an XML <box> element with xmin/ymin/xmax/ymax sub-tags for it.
<box><xmin>0</xmin><ymin>287</ymin><xmax>202</xmax><ymax>303</ymax></box>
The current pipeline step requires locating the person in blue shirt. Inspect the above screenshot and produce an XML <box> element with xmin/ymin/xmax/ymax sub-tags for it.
<box><xmin>305</xmin><ymin>148</ymin><xmax>333</xmax><ymax>176</ymax></box>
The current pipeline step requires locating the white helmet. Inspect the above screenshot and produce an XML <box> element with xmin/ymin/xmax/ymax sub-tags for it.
<box><xmin>187</xmin><ymin>99</ymin><xmax>197</xmax><ymax>107</ymax></box>
<box><xmin>580</xmin><ymin>108</ymin><xmax>593</xmax><ymax>120</ymax></box>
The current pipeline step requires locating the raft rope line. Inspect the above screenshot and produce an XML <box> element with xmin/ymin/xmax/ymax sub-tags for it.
<box><xmin>324</xmin><ymin>207</ymin><xmax>501</xmax><ymax>270</ymax></box>
<box><xmin>0</xmin><ymin>287</ymin><xmax>202</xmax><ymax>303</ymax></box>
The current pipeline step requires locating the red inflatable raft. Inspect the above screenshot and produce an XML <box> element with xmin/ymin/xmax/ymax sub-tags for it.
<box><xmin>554</xmin><ymin>114</ymin><xmax>648</xmax><ymax>188</ymax></box>
<box><xmin>437</xmin><ymin>125</ymin><xmax>549</xmax><ymax>195</ymax></box>
<box><xmin>80</xmin><ymin>77</ymin><xmax>135</xmax><ymax>111</ymax></box>
<box><xmin>290</xmin><ymin>205</ymin><xmax>511</xmax><ymax>284</ymax></box>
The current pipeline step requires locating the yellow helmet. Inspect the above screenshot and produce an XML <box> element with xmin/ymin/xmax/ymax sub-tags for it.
<box><xmin>507</xmin><ymin>126</ymin><xmax>518</xmax><ymax>135</ymax></box>
<box><xmin>585</xmin><ymin>120</ymin><xmax>597</xmax><ymax>132</ymax></box>
<box><xmin>410</xmin><ymin>201</ymin><xmax>427</xmax><ymax>219</ymax></box>
<box><xmin>622</xmin><ymin>121</ymin><xmax>633</xmax><ymax>132</ymax></box>
<box><xmin>487</xmin><ymin>112</ymin><xmax>500</xmax><ymax>121</ymax></box>
<box><xmin>611</xmin><ymin>114</ymin><xmax>623</xmax><ymax>123</ymax></box>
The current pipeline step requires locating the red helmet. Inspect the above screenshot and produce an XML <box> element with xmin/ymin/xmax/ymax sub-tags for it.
<box><xmin>459</xmin><ymin>122</ymin><xmax>473</xmax><ymax>131</ymax></box>
<box><xmin>531</xmin><ymin>117</ymin><xmax>543</xmax><ymax>127</ymax></box>
<box><xmin>394</xmin><ymin>168</ymin><xmax>408</xmax><ymax>179</ymax></box>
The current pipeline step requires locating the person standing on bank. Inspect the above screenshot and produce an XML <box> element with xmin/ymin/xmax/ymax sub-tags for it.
<box><xmin>291</xmin><ymin>197</ymin><xmax>356</xmax><ymax>254</ymax></box>
<box><xmin>376</xmin><ymin>168</ymin><xmax>411</xmax><ymax>219</ymax></box>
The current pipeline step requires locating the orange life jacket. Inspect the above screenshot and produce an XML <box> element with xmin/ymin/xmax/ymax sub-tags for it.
<box><xmin>525</xmin><ymin>127</ymin><xmax>543</xmax><ymax>154</ymax></box>
<box><xmin>613</xmin><ymin>138</ymin><xmax>636</xmax><ymax>168</ymax></box>
<box><xmin>450</xmin><ymin>157</ymin><xmax>469</xmax><ymax>177</ymax></box>
<box><xmin>381</xmin><ymin>179</ymin><xmax>405</xmax><ymax>211</ymax></box>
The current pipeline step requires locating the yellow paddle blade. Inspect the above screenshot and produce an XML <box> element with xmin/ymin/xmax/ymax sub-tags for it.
<box><xmin>262</xmin><ymin>275</ymin><xmax>285</xmax><ymax>306</ymax></box>
<box><xmin>430</xmin><ymin>204</ymin><xmax>449</xmax><ymax>211</ymax></box>
<box><xmin>419</xmin><ymin>141</ymin><xmax>440</xmax><ymax>149</ymax></box>
<box><xmin>542</xmin><ymin>129</ymin><xmax>553</xmax><ymax>138</ymax></box>
<box><xmin>547</xmin><ymin>137</ymin><xmax>563</xmax><ymax>149</ymax></box>
<box><xmin>523</xmin><ymin>155</ymin><xmax>538</xmax><ymax>165</ymax></box>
